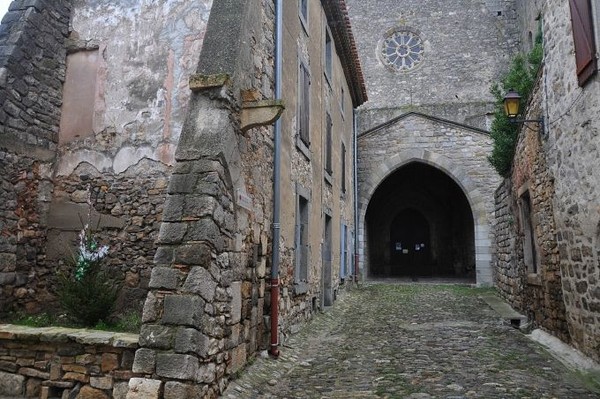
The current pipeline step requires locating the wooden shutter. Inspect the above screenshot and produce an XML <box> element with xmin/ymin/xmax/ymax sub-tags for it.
<box><xmin>341</xmin><ymin>143</ymin><xmax>346</xmax><ymax>193</ymax></box>
<box><xmin>299</xmin><ymin>63</ymin><xmax>311</xmax><ymax>145</ymax></box>
<box><xmin>569</xmin><ymin>0</ymin><xmax>598</xmax><ymax>86</ymax></box>
<box><xmin>325</xmin><ymin>113</ymin><xmax>332</xmax><ymax>173</ymax></box>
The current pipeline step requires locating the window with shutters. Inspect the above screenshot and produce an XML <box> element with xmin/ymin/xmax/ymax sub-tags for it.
<box><xmin>325</xmin><ymin>25</ymin><xmax>333</xmax><ymax>85</ymax></box>
<box><xmin>298</xmin><ymin>61</ymin><xmax>311</xmax><ymax>147</ymax></box>
<box><xmin>299</xmin><ymin>0</ymin><xmax>309</xmax><ymax>34</ymax></box>
<box><xmin>569</xmin><ymin>0</ymin><xmax>598</xmax><ymax>86</ymax></box>
<box><xmin>325</xmin><ymin>113</ymin><xmax>333</xmax><ymax>175</ymax></box>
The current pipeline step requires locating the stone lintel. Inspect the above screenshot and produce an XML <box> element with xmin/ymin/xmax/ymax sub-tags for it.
<box><xmin>240</xmin><ymin>100</ymin><xmax>285</xmax><ymax>133</ymax></box>
<box><xmin>189</xmin><ymin>74</ymin><xmax>230</xmax><ymax>92</ymax></box>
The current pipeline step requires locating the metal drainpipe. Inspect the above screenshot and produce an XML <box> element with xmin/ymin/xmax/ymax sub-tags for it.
<box><xmin>269</xmin><ymin>0</ymin><xmax>283</xmax><ymax>358</ymax></box>
<box><xmin>353</xmin><ymin>109</ymin><xmax>359</xmax><ymax>283</ymax></box>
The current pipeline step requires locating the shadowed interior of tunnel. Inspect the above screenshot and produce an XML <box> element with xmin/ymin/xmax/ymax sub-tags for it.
<box><xmin>365</xmin><ymin>162</ymin><xmax>475</xmax><ymax>280</ymax></box>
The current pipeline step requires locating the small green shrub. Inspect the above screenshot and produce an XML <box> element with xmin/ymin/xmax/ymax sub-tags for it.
<box><xmin>56</xmin><ymin>264</ymin><xmax>118</xmax><ymax>327</ymax></box>
<box><xmin>488</xmin><ymin>36</ymin><xmax>543</xmax><ymax>177</ymax></box>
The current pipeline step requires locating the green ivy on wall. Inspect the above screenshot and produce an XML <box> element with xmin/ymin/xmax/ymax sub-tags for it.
<box><xmin>488</xmin><ymin>35</ymin><xmax>543</xmax><ymax>177</ymax></box>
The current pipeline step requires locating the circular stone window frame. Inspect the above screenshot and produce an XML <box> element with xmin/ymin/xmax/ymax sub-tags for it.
<box><xmin>377</xmin><ymin>26</ymin><xmax>427</xmax><ymax>73</ymax></box>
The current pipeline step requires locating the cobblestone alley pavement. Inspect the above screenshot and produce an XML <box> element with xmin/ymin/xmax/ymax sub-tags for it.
<box><xmin>223</xmin><ymin>283</ymin><xmax>600</xmax><ymax>399</ymax></box>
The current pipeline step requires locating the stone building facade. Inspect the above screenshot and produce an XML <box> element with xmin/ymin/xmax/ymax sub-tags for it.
<box><xmin>346</xmin><ymin>0</ymin><xmax>514</xmax><ymax>284</ymax></box>
<box><xmin>0</xmin><ymin>0</ymin><xmax>365</xmax><ymax>397</ymax></box>
<box><xmin>493</xmin><ymin>0</ymin><xmax>600</xmax><ymax>363</ymax></box>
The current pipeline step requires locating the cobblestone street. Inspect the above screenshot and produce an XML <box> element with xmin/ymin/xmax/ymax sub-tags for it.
<box><xmin>223</xmin><ymin>283</ymin><xmax>599</xmax><ymax>399</ymax></box>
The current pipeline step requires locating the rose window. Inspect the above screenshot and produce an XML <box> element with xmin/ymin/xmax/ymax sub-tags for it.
<box><xmin>380</xmin><ymin>30</ymin><xmax>424</xmax><ymax>72</ymax></box>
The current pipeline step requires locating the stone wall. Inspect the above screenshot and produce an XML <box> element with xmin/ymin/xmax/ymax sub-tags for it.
<box><xmin>130</xmin><ymin>0</ymin><xmax>276</xmax><ymax>397</ymax></box>
<box><xmin>0</xmin><ymin>325</ymin><xmax>138</xmax><ymax>398</ymax></box>
<box><xmin>357</xmin><ymin>114</ymin><xmax>501</xmax><ymax>284</ymax></box>
<box><xmin>347</xmin><ymin>0</ymin><xmax>520</xmax><ymax>130</ymax></box>
<box><xmin>516</xmin><ymin>0</ymin><xmax>600</xmax><ymax>362</ymax></box>
<box><xmin>492</xmin><ymin>0</ymin><xmax>600</xmax><ymax>362</ymax></box>
<box><xmin>0</xmin><ymin>0</ymin><xmax>71</xmax><ymax>316</ymax></box>
<box><xmin>492</xmin><ymin>77</ymin><xmax>568</xmax><ymax>341</ymax></box>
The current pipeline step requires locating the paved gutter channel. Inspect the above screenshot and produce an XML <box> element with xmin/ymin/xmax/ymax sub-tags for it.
<box><xmin>222</xmin><ymin>282</ymin><xmax>600</xmax><ymax>399</ymax></box>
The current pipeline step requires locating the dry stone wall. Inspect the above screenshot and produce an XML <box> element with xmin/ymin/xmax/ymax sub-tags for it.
<box><xmin>0</xmin><ymin>325</ymin><xmax>138</xmax><ymax>399</ymax></box>
<box><xmin>492</xmin><ymin>78</ymin><xmax>568</xmax><ymax>341</ymax></box>
<box><xmin>0</xmin><ymin>0</ymin><xmax>71</xmax><ymax>316</ymax></box>
<box><xmin>494</xmin><ymin>0</ymin><xmax>600</xmax><ymax>362</ymax></box>
<box><xmin>534</xmin><ymin>0</ymin><xmax>600</xmax><ymax>361</ymax></box>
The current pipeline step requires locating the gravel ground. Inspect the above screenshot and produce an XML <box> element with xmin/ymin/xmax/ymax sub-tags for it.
<box><xmin>222</xmin><ymin>283</ymin><xmax>600</xmax><ymax>399</ymax></box>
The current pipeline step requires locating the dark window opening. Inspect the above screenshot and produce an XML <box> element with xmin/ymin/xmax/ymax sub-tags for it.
<box><xmin>295</xmin><ymin>196</ymin><xmax>309</xmax><ymax>282</ymax></box>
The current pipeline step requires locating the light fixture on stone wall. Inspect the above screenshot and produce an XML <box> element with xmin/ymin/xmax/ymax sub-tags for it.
<box><xmin>503</xmin><ymin>89</ymin><xmax>544</xmax><ymax>132</ymax></box>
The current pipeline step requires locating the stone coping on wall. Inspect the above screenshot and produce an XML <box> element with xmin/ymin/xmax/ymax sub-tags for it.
<box><xmin>0</xmin><ymin>325</ymin><xmax>138</xmax><ymax>348</ymax></box>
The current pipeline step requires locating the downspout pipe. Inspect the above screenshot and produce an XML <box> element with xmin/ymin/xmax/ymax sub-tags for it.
<box><xmin>353</xmin><ymin>109</ymin><xmax>359</xmax><ymax>283</ymax></box>
<box><xmin>269</xmin><ymin>0</ymin><xmax>283</xmax><ymax>358</ymax></box>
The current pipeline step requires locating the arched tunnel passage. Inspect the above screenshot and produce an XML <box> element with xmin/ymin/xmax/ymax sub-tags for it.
<box><xmin>365</xmin><ymin>162</ymin><xmax>475</xmax><ymax>280</ymax></box>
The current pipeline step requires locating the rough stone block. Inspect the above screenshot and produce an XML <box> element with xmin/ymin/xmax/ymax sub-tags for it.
<box><xmin>153</xmin><ymin>246</ymin><xmax>174</xmax><ymax>265</ymax></box>
<box><xmin>174</xmin><ymin>243</ymin><xmax>211</xmax><ymax>266</ymax></box>
<box><xmin>167</xmin><ymin>174</ymin><xmax>197</xmax><ymax>194</ymax></box>
<box><xmin>149</xmin><ymin>267</ymin><xmax>179</xmax><ymax>290</ymax></box>
<box><xmin>62</xmin><ymin>372</ymin><xmax>88</xmax><ymax>383</ymax></box>
<box><xmin>77</xmin><ymin>385</ymin><xmax>109</xmax><ymax>399</ymax></box>
<box><xmin>182</xmin><ymin>266</ymin><xmax>217</xmax><ymax>302</ymax></box>
<box><xmin>0</xmin><ymin>371</ymin><xmax>24</xmax><ymax>396</ymax></box>
<box><xmin>231</xmin><ymin>281</ymin><xmax>242</xmax><ymax>324</ymax></box>
<box><xmin>174</xmin><ymin>328</ymin><xmax>210</xmax><ymax>358</ymax></box>
<box><xmin>157</xmin><ymin>223</ymin><xmax>187</xmax><ymax>245</ymax></box>
<box><xmin>112</xmin><ymin>382</ymin><xmax>129</xmax><ymax>399</ymax></box>
<box><xmin>126</xmin><ymin>378</ymin><xmax>162</xmax><ymax>399</ymax></box>
<box><xmin>142</xmin><ymin>292</ymin><xmax>160</xmax><ymax>323</ymax></box>
<box><xmin>196</xmin><ymin>362</ymin><xmax>216</xmax><ymax>384</ymax></box>
<box><xmin>90</xmin><ymin>375</ymin><xmax>113</xmax><ymax>390</ymax></box>
<box><xmin>162</xmin><ymin>195</ymin><xmax>185</xmax><ymax>221</ymax></box>
<box><xmin>139</xmin><ymin>325</ymin><xmax>174</xmax><ymax>349</ymax></box>
<box><xmin>186</xmin><ymin>219</ymin><xmax>224</xmax><ymax>250</ymax></box>
<box><xmin>156</xmin><ymin>353</ymin><xmax>198</xmax><ymax>380</ymax></box>
<box><xmin>163</xmin><ymin>381</ymin><xmax>200</xmax><ymax>399</ymax></box>
<box><xmin>162</xmin><ymin>295</ymin><xmax>205</xmax><ymax>328</ymax></box>
<box><xmin>131</xmin><ymin>348</ymin><xmax>156</xmax><ymax>374</ymax></box>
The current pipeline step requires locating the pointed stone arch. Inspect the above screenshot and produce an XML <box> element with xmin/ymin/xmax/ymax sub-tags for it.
<box><xmin>358</xmin><ymin>149</ymin><xmax>493</xmax><ymax>285</ymax></box>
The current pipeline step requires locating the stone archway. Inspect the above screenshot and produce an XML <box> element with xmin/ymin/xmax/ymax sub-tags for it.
<box><xmin>358</xmin><ymin>149</ymin><xmax>493</xmax><ymax>285</ymax></box>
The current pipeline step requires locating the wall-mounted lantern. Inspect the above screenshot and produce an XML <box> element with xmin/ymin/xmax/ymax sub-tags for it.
<box><xmin>503</xmin><ymin>89</ymin><xmax>544</xmax><ymax>132</ymax></box>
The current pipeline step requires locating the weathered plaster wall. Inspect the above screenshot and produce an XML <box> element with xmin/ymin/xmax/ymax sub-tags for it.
<box><xmin>40</xmin><ymin>0</ymin><xmax>214</xmax><ymax>315</ymax></box>
<box><xmin>0</xmin><ymin>0</ymin><xmax>71</xmax><ymax>315</ymax></box>
<box><xmin>347</xmin><ymin>0</ymin><xmax>520</xmax><ymax>131</ymax></box>
<box><xmin>357</xmin><ymin>115</ymin><xmax>501</xmax><ymax>285</ymax></box>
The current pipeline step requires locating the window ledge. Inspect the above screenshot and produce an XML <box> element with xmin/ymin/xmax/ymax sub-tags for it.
<box><xmin>527</xmin><ymin>273</ymin><xmax>542</xmax><ymax>286</ymax></box>
<box><xmin>294</xmin><ymin>281</ymin><xmax>309</xmax><ymax>295</ymax></box>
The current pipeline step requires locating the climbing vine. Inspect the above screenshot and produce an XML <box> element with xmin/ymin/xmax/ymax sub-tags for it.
<box><xmin>488</xmin><ymin>35</ymin><xmax>543</xmax><ymax>177</ymax></box>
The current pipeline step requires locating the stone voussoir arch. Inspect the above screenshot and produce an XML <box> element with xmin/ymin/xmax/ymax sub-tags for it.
<box><xmin>358</xmin><ymin>148</ymin><xmax>493</xmax><ymax>285</ymax></box>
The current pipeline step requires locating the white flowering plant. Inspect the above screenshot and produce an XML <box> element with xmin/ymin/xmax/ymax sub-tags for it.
<box><xmin>56</xmin><ymin>185</ymin><xmax>118</xmax><ymax>327</ymax></box>
<box><xmin>74</xmin><ymin>224</ymin><xmax>110</xmax><ymax>281</ymax></box>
